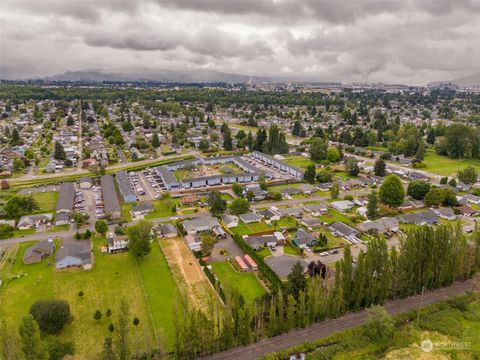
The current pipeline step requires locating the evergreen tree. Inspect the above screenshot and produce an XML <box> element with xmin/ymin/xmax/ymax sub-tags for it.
<box><xmin>101</xmin><ymin>337</ymin><xmax>116</xmax><ymax>360</ymax></box>
<box><xmin>304</xmin><ymin>164</ymin><xmax>316</xmax><ymax>184</ymax></box>
<box><xmin>374</xmin><ymin>158</ymin><xmax>386</xmax><ymax>177</ymax></box>
<box><xmin>19</xmin><ymin>315</ymin><xmax>48</xmax><ymax>360</ymax></box>
<box><xmin>54</xmin><ymin>141</ymin><xmax>66</xmax><ymax>160</ymax></box>
<box><xmin>223</xmin><ymin>129</ymin><xmax>233</xmax><ymax>151</ymax></box>
<box><xmin>367</xmin><ymin>191</ymin><xmax>378</xmax><ymax>219</ymax></box>
<box><xmin>151</xmin><ymin>132</ymin><xmax>160</xmax><ymax>148</ymax></box>
<box><xmin>287</xmin><ymin>261</ymin><xmax>307</xmax><ymax>299</ymax></box>
<box><xmin>10</xmin><ymin>128</ymin><xmax>20</xmax><ymax>145</ymax></box>
<box><xmin>309</xmin><ymin>137</ymin><xmax>328</xmax><ymax>162</ymax></box>
<box><xmin>115</xmin><ymin>298</ymin><xmax>130</xmax><ymax>360</ymax></box>
<box><xmin>415</xmin><ymin>141</ymin><xmax>426</xmax><ymax>161</ymax></box>
<box><xmin>292</xmin><ymin>120</ymin><xmax>302</xmax><ymax>136</ymax></box>
<box><xmin>330</xmin><ymin>182</ymin><xmax>340</xmax><ymax>199</ymax></box>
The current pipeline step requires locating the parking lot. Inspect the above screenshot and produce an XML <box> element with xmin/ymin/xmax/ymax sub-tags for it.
<box><xmin>139</xmin><ymin>169</ymin><xmax>167</xmax><ymax>199</ymax></box>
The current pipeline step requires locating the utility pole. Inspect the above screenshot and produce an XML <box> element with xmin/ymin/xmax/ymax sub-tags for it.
<box><xmin>416</xmin><ymin>286</ymin><xmax>425</xmax><ymax>327</ymax></box>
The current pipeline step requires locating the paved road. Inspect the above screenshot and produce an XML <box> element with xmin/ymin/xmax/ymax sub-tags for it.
<box><xmin>204</xmin><ymin>278</ymin><xmax>478</xmax><ymax>360</ymax></box>
<box><xmin>9</xmin><ymin>150</ymin><xmax>198</xmax><ymax>183</ymax></box>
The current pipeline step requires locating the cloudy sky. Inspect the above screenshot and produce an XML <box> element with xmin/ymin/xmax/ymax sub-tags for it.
<box><xmin>1</xmin><ymin>0</ymin><xmax>479</xmax><ymax>84</ymax></box>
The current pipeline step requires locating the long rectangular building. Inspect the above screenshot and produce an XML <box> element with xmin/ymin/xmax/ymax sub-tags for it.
<box><xmin>250</xmin><ymin>151</ymin><xmax>304</xmax><ymax>180</ymax></box>
<box><xmin>115</xmin><ymin>170</ymin><xmax>136</xmax><ymax>203</ymax></box>
<box><xmin>101</xmin><ymin>174</ymin><xmax>121</xmax><ymax>220</ymax></box>
<box><xmin>55</xmin><ymin>182</ymin><xmax>74</xmax><ymax>225</ymax></box>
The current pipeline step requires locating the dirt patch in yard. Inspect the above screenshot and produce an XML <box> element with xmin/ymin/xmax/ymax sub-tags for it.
<box><xmin>159</xmin><ymin>237</ymin><xmax>219</xmax><ymax>311</ymax></box>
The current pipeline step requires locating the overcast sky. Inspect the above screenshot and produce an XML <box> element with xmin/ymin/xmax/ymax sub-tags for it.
<box><xmin>1</xmin><ymin>0</ymin><xmax>479</xmax><ymax>84</ymax></box>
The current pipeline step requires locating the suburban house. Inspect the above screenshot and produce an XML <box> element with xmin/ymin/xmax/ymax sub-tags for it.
<box><xmin>79</xmin><ymin>176</ymin><xmax>92</xmax><ymax>190</ymax></box>
<box><xmin>222</xmin><ymin>214</ymin><xmax>239</xmax><ymax>228</ymax></box>
<box><xmin>302</xmin><ymin>203</ymin><xmax>328</xmax><ymax>216</ymax></box>
<box><xmin>132</xmin><ymin>203</ymin><xmax>153</xmax><ymax>217</ymax></box>
<box><xmin>257</xmin><ymin>208</ymin><xmax>280</xmax><ymax>221</ymax></box>
<box><xmin>358</xmin><ymin>217</ymin><xmax>399</xmax><ymax>234</ymax></box>
<box><xmin>329</xmin><ymin>221</ymin><xmax>360</xmax><ymax>244</ymax></box>
<box><xmin>157</xmin><ymin>224</ymin><xmax>178</xmax><ymax>238</ymax></box>
<box><xmin>298</xmin><ymin>184</ymin><xmax>316</xmax><ymax>194</ymax></box>
<box><xmin>462</xmin><ymin>194</ymin><xmax>480</xmax><ymax>205</ymax></box>
<box><xmin>300</xmin><ymin>217</ymin><xmax>322</xmax><ymax>230</ymax></box>
<box><xmin>55</xmin><ymin>239</ymin><xmax>92</xmax><ymax>270</ymax></box>
<box><xmin>456</xmin><ymin>205</ymin><xmax>479</xmax><ymax>217</ymax></box>
<box><xmin>239</xmin><ymin>212</ymin><xmax>263</xmax><ymax>224</ymax></box>
<box><xmin>17</xmin><ymin>213</ymin><xmax>53</xmax><ymax>230</ymax></box>
<box><xmin>101</xmin><ymin>175</ymin><xmax>121</xmax><ymax>220</ymax></box>
<box><xmin>185</xmin><ymin>234</ymin><xmax>202</xmax><ymax>252</ymax></box>
<box><xmin>330</xmin><ymin>200</ymin><xmax>355</xmax><ymax>213</ymax></box>
<box><xmin>291</xmin><ymin>229</ymin><xmax>318</xmax><ymax>249</ymax></box>
<box><xmin>244</xmin><ymin>232</ymin><xmax>287</xmax><ymax>249</ymax></box>
<box><xmin>399</xmin><ymin>199</ymin><xmax>425</xmax><ymax>211</ymax></box>
<box><xmin>180</xmin><ymin>195</ymin><xmax>200</xmax><ymax>206</ymax></box>
<box><xmin>55</xmin><ymin>182</ymin><xmax>74</xmax><ymax>225</ymax></box>
<box><xmin>273</xmin><ymin>207</ymin><xmax>303</xmax><ymax>218</ymax></box>
<box><xmin>433</xmin><ymin>207</ymin><xmax>457</xmax><ymax>221</ymax></box>
<box><xmin>23</xmin><ymin>240</ymin><xmax>55</xmax><ymax>265</ymax></box>
<box><xmin>107</xmin><ymin>233</ymin><xmax>128</xmax><ymax>253</ymax></box>
<box><xmin>398</xmin><ymin>210</ymin><xmax>439</xmax><ymax>226</ymax></box>
<box><xmin>116</xmin><ymin>170</ymin><xmax>136</xmax><ymax>203</ymax></box>
<box><xmin>182</xmin><ymin>217</ymin><xmax>221</xmax><ymax>235</ymax></box>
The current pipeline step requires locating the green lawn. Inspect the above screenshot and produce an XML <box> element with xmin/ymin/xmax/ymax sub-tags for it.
<box><xmin>276</xmin><ymin>216</ymin><xmax>298</xmax><ymax>230</ymax></box>
<box><xmin>32</xmin><ymin>191</ymin><xmax>59</xmax><ymax>213</ymax></box>
<box><xmin>231</xmin><ymin>221</ymin><xmax>271</xmax><ymax>236</ymax></box>
<box><xmin>145</xmin><ymin>199</ymin><xmax>178</xmax><ymax>219</ymax></box>
<box><xmin>0</xmin><ymin>236</ymin><xmax>155</xmax><ymax>359</ymax></box>
<box><xmin>318</xmin><ymin>209</ymin><xmax>354</xmax><ymax>226</ymax></box>
<box><xmin>423</xmin><ymin>150</ymin><xmax>480</xmax><ymax>176</ymax></box>
<box><xmin>10</xmin><ymin>228</ymin><xmax>36</xmax><ymax>238</ymax></box>
<box><xmin>121</xmin><ymin>203</ymin><xmax>132</xmax><ymax>222</ymax></box>
<box><xmin>283</xmin><ymin>155</ymin><xmax>314</xmax><ymax>169</ymax></box>
<box><xmin>137</xmin><ymin>241</ymin><xmax>178</xmax><ymax>350</ymax></box>
<box><xmin>322</xmin><ymin>230</ymin><xmax>347</xmax><ymax>248</ymax></box>
<box><xmin>46</xmin><ymin>224</ymin><xmax>70</xmax><ymax>233</ymax></box>
<box><xmin>283</xmin><ymin>244</ymin><xmax>300</xmax><ymax>255</ymax></box>
<box><xmin>212</xmin><ymin>261</ymin><xmax>265</xmax><ymax>304</ymax></box>
<box><xmin>256</xmin><ymin>247</ymin><xmax>271</xmax><ymax>259</ymax></box>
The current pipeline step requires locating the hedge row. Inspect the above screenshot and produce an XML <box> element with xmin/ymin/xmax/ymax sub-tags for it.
<box><xmin>233</xmin><ymin>234</ymin><xmax>283</xmax><ymax>289</ymax></box>
<box><xmin>203</xmin><ymin>265</ymin><xmax>226</xmax><ymax>302</ymax></box>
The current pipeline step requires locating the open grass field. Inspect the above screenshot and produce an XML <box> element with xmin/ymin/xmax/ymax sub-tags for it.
<box><xmin>211</xmin><ymin>261</ymin><xmax>266</xmax><ymax>304</ymax></box>
<box><xmin>0</xmin><ymin>236</ymin><xmax>155</xmax><ymax>359</ymax></box>
<box><xmin>137</xmin><ymin>241</ymin><xmax>178</xmax><ymax>350</ymax></box>
<box><xmin>145</xmin><ymin>198</ymin><xmax>178</xmax><ymax>219</ymax></box>
<box><xmin>283</xmin><ymin>155</ymin><xmax>314</xmax><ymax>169</ymax></box>
<box><xmin>231</xmin><ymin>221</ymin><xmax>272</xmax><ymax>236</ymax></box>
<box><xmin>423</xmin><ymin>150</ymin><xmax>480</xmax><ymax>176</ymax></box>
<box><xmin>31</xmin><ymin>191</ymin><xmax>59</xmax><ymax>213</ymax></box>
<box><xmin>160</xmin><ymin>237</ymin><xmax>220</xmax><ymax>311</ymax></box>
<box><xmin>121</xmin><ymin>203</ymin><xmax>133</xmax><ymax>222</ymax></box>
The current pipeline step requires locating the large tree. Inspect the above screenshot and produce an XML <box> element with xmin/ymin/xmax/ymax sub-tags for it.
<box><xmin>304</xmin><ymin>164</ymin><xmax>316</xmax><ymax>184</ymax></box>
<box><xmin>207</xmin><ymin>191</ymin><xmax>227</xmax><ymax>216</ymax></box>
<box><xmin>127</xmin><ymin>220</ymin><xmax>152</xmax><ymax>260</ymax></box>
<box><xmin>54</xmin><ymin>141</ymin><xmax>66</xmax><ymax>160</ymax></box>
<box><xmin>287</xmin><ymin>261</ymin><xmax>306</xmax><ymax>299</ymax></box>
<box><xmin>407</xmin><ymin>180</ymin><xmax>431</xmax><ymax>200</ymax></box>
<box><xmin>229</xmin><ymin>198</ymin><xmax>250</xmax><ymax>215</ymax></box>
<box><xmin>367</xmin><ymin>191</ymin><xmax>379</xmax><ymax>219</ymax></box>
<box><xmin>458</xmin><ymin>166</ymin><xmax>478</xmax><ymax>185</ymax></box>
<box><xmin>379</xmin><ymin>174</ymin><xmax>405</xmax><ymax>208</ymax></box>
<box><xmin>29</xmin><ymin>299</ymin><xmax>72</xmax><ymax>335</ymax></box>
<box><xmin>309</xmin><ymin>138</ymin><xmax>328</xmax><ymax>162</ymax></box>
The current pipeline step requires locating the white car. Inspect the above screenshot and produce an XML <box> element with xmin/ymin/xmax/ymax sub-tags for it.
<box><xmin>320</xmin><ymin>252</ymin><xmax>329</xmax><ymax>256</ymax></box>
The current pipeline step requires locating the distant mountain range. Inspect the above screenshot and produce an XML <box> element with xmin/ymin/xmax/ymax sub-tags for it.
<box><xmin>42</xmin><ymin>67</ymin><xmax>275</xmax><ymax>83</ymax></box>
<box><xmin>429</xmin><ymin>73</ymin><xmax>480</xmax><ymax>88</ymax></box>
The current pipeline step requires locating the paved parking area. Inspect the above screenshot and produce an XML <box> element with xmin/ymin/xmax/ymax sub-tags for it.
<box><xmin>210</xmin><ymin>235</ymin><xmax>244</xmax><ymax>263</ymax></box>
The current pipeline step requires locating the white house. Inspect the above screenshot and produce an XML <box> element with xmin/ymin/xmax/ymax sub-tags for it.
<box><xmin>330</xmin><ymin>200</ymin><xmax>355</xmax><ymax>213</ymax></box>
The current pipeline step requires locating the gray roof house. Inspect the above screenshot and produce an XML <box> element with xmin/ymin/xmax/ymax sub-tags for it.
<box><xmin>18</xmin><ymin>213</ymin><xmax>53</xmax><ymax>230</ymax></box>
<box><xmin>222</xmin><ymin>214</ymin><xmax>239</xmax><ymax>228</ymax></box>
<box><xmin>239</xmin><ymin>212</ymin><xmax>263</xmax><ymax>224</ymax></box>
<box><xmin>132</xmin><ymin>203</ymin><xmax>153</xmax><ymax>216</ymax></box>
<box><xmin>329</xmin><ymin>221</ymin><xmax>360</xmax><ymax>244</ymax></box>
<box><xmin>291</xmin><ymin>229</ymin><xmax>318</xmax><ymax>249</ymax></box>
<box><xmin>101</xmin><ymin>175</ymin><xmax>121</xmax><ymax>220</ymax></box>
<box><xmin>358</xmin><ymin>217</ymin><xmax>399</xmax><ymax>233</ymax></box>
<box><xmin>244</xmin><ymin>234</ymin><xmax>278</xmax><ymax>250</ymax></box>
<box><xmin>23</xmin><ymin>240</ymin><xmax>55</xmax><ymax>265</ymax></box>
<box><xmin>275</xmin><ymin>207</ymin><xmax>303</xmax><ymax>218</ymax></box>
<box><xmin>55</xmin><ymin>239</ymin><xmax>92</xmax><ymax>270</ymax></box>
<box><xmin>302</xmin><ymin>203</ymin><xmax>328</xmax><ymax>216</ymax></box>
<box><xmin>433</xmin><ymin>207</ymin><xmax>456</xmax><ymax>220</ymax></box>
<box><xmin>183</xmin><ymin>217</ymin><xmax>220</xmax><ymax>235</ymax></box>
<box><xmin>330</xmin><ymin>200</ymin><xmax>355</xmax><ymax>213</ymax></box>
<box><xmin>56</xmin><ymin>182</ymin><xmax>75</xmax><ymax>214</ymax></box>
<box><xmin>158</xmin><ymin>224</ymin><xmax>178</xmax><ymax>238</ymax></box>
<box><xmin>300</xmin><ymin>217</ymin><xmax>322</xmax><ymax>229</ymax></box>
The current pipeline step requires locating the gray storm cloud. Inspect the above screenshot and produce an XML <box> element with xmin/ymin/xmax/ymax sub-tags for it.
<box><xmin>1</xmin><ymin>0</ymin><xmax>479</xmax><ymax>83</ymax></box>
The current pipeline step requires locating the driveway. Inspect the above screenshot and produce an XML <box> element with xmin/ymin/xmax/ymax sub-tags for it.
<box><xmin>210</xmin><ymin>235</ymin><xmax>244</xmax><ymax>263</ymax></box>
